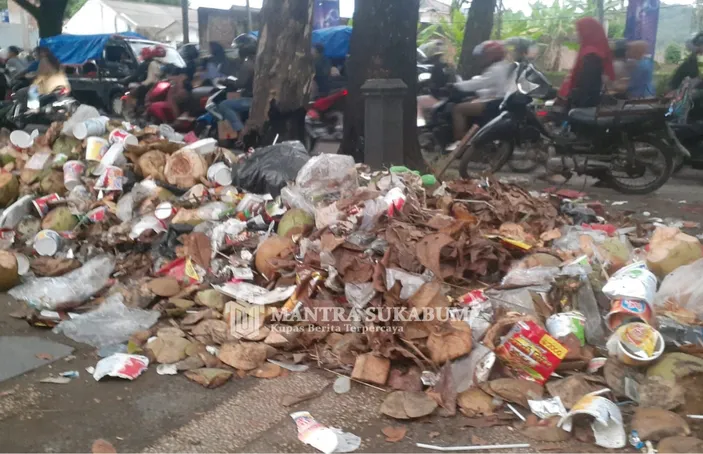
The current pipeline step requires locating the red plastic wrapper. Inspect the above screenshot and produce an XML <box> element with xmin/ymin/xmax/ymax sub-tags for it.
<box><xmin>495</xmin><ymin>320</ymin><xmax>568</xmax><ymax>384</ymax></box>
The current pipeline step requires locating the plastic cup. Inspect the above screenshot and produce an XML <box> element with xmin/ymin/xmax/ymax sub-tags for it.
<box><xmin>85</xmin><ymin>137</ymin><xmax>108</xmax><ymax>161</ymax></box>
<box><xmin>95</xmin><ymin>165</ymin><xmax>124</xmax><ymax>191</ymax></box>
<box><xmin>10</xmin><ymin>130</ymin><xmax>33</xmax><ymax>150</ymax></box>
<box><xmin>13</xmin><ymin>253</ymin><xmax>30</xmax><ymax>275</ymax></box>
<box><xmin>207</xmin><ymin>162</ymin><xmax>233</xmax><ymax>186</ymax></box>
<box><xmin>63</xmin><ymin>160</ymin><xmax>86</xmax><ymax>191</ymax></box>
<box><xmin>109</xmin><ymin>129</ymin><xmax>138</xmax><ymax>147</ymax></box>
<box><xmin>34</xmin><ymin>230</ymin><xmax>62</xmax><ymax>256</ymax></box>
<box><xmin>154</xmin><ymin>202</ymin><xmax>177</xmax><ymax>221</ymax></box>
<box><xmin>73</xmin><ymin>117</ymin><xmax>108</xmax><ymax>140</ymax></box>
<box><xmin>32</xmin><ymin>193</ymin><xmax>61</xmax><ymax>218</ymax></box>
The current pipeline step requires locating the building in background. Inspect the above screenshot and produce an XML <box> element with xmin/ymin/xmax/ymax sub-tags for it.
<box><xmin>63</xmin><ymin>0</ymin><xmax>198</xmax><ymax>45</ymax></box>
<box><xmin>420</xmin><ymin>0</ymin><xmax>451</xmax><ymax>24</ymax></box>
<box><xmin>197</xmin><ymin>5</ymin><xmax>260</xmax><ymax>49</ymax></box>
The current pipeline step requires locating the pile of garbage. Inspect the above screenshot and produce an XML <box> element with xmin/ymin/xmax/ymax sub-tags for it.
<box><xmin>1</xmin><ymin>107</ymin><xmax>703</xmax><ymax>452</ymax></box>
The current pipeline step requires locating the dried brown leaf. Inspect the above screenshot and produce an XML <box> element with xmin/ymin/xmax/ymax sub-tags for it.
<box><xmin>416</xmin><ymin>233</ymin><xmax>454</xmax><ymax>279</ymax></box>
<box><xmin>381</xmin><ymin>426</ymin><xmax>407</xmax><ymax>443</ymax></box>
<box><xmin>182</xmin><ymin>232</ymin><xmax>212</xmax><ymax>269</ymax></box>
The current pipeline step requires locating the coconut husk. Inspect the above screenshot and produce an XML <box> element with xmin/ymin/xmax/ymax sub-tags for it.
<box><xmin>0</xmin><ymin>172</ymin><xmax>19</xmax><ymax>207</ymax></box>
<box><xmin>164</xmin><ymin>150</ymin><xmax>207</xmax><ymax>189</ymax></box>
<box><xmin>138</xmin><ymin>150</ymin><xmax>167</xmax><ymax>181</ymax></box>
<box><xmin>41</xmin><ymin>206</ymin><xmax>78</xmax><ymax>231</ymax></box>
<box><xmin>0</xmin><ymin>250</ymin><xmax>19</xmax><ymax>291</ymax></box>
<box><xmin>40</xmin><ymin>170</ymin><xmax>66</xmax><ymax>196</ymax></box>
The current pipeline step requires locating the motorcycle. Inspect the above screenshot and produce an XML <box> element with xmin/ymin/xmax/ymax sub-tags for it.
<box><xmin>1</xmin><ymin>86</ymin><xmax>77</xmax><ymax>130</ymax></box>
<box><xmin>123</xmin><ymin>80</ymin><xmax>215</xmax><ymax>131</ymax></box>
<box><xmin>304</xmin><ymin>88</ymin><xmax>346</xmax><ymax>153</ymax></box>
<box><xmin>461</xmin><ymin>62</ymin><xmax>687</xmax><ymax>195</ymax></box>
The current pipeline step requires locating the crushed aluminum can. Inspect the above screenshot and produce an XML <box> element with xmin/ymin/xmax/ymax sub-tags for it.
<box><xmin>421</xmin><ymin>370</ymin><xmax>439</xmax><ymax>387</ymax></box>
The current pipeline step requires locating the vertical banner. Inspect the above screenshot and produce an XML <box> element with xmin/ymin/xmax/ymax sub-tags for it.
<box><xmin>313</xmin><ymin>0</ymin><xmax>340</xmax><ymax>29</ymax></box>
<box><xmin>624</xmin><ymin>0</ymin><xmax>659</xmax><ymax>94</ymax></box>
<box><xmin>624</xmin><ymin>0</ymin><xmax>660</xmax><ymax>56</ymax></box>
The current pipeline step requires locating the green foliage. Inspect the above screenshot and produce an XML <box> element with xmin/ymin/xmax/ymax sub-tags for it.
<box><xmin>665</xmin><ymin>44</ymin><xmax>683</xmax><ymax>64</ymax></box>
<box><xmin>417</xmin><ymin>8</ymin><xmax>466</xmax><ymax>61</ymax></box>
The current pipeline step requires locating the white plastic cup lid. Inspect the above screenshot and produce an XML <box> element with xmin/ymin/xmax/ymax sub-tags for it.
<box><xmin>10</xmin><ymin>130</ymin><xmax>33</xmax><ymax>148</ymax></box>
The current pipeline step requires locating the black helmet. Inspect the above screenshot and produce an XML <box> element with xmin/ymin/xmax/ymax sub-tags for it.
<box><xmin>179</xmin><ymin>43</ymin><xmax>199</xmax><ymax>62</ymax></box>
<box><xmin>686</xmin><ymin>32</ymin><xmax>703</xmax><ymax>53</ymax></box>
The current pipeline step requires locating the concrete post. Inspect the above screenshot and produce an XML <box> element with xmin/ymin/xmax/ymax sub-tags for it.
<box><xmin>361</xmin><ymin>78</ymin><xmax>407</xmax><ymax>169</ymax></box>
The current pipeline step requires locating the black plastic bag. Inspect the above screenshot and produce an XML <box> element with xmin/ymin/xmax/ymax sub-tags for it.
<box><xmin>234</xmin><ymin>141</ymin><xmax>310</xmax><ymax>196</ymax></box>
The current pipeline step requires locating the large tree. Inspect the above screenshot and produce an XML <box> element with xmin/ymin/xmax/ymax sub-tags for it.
<box><xmin>244</xmin><ymin>0</ymin><xmax>313</xmax><ymax>145</ymax></box>
<box><xmin>341</xmin><ymin>0</ymin><xmax>424</xmax><ymax>170</ymax></box>
<box><xmin>458</xmin><ymin>0</ymin><xmax>497</xmax><ymax>78</ymax></box>
<box><xmin>12</xmin><ymin>0</ymin><xmax>70</xmax><ymax>38</ymax></box>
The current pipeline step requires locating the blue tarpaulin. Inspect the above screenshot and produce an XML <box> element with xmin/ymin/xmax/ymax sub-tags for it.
<box><xmin>39</xmin><ymin>32</ymin><xmax>146</xmax><ymax>65</ymax></box>
<box><xmin>248</xmin><ymin>25</ymin><xmax>351</xmax><ymax>60</ymax></box>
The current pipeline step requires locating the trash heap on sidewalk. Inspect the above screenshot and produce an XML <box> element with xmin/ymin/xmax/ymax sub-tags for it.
<box><xmin>1</xmin><ymin>107</ymin><xmax>703</xmax><ymax>452</ymax></box>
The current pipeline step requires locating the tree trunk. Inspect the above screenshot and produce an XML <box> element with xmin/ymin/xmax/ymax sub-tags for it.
<box><xmin>458</xmin><ymin>0</ymin><xmax>496</xmax><ymax>78</ymax></box>
<box><xmin>340</xmin><ymin>0</ymin><xmax>424</xmax><ymax>170</ymax></box>
<box><xmin>14</xmin><ymin>0</ymin><xmax>69</xmax><ymax>38</ymax></box>
<box><xmin>244</xmin><ymin>0</ymin><xmax>313</xmax><ymax>145</ymax></box>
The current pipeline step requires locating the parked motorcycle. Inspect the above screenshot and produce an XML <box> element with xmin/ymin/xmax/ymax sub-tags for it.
<box><xmin>461</xmin><ymin>62</ymin><xmax>687</xmax><ymax>195</ymax></box>
<box><xmin>1</xmin><ymin>86</ymin><xmax>77</xmax><ymax>130</ymax></box>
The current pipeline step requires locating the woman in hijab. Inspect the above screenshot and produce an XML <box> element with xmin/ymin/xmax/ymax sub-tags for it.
<box><xmin>558</xmin><ymin>17</ymin><xmax>614</xmax><ymax>108</ymax></box>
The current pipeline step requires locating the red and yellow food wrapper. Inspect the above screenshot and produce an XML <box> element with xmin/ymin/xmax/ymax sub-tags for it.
<box><xmin>495</xmin><ymin>320</ymin><xmax>568</xmax><ymax>384</ymax></box>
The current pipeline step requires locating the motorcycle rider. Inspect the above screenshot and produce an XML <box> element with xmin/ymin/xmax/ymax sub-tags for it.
<box><xmin>121</xmin><ymin>46</ymin><xmax>166</xmax><ymax>110</ymax></box>
<box><xmin>5</xmin><ymin>46</ymin><xmax>27</xmax><ymax>79</ymax></box>
<box><xmin>449</xmin><ymin>40</ymin><xmax>512</xmax><ymax>149</ymax></box>
<box><xmin>216</xmin><ymin>41</ymin><xmax>256</xmax><ymax>134</ymax></box>
<box><xmin>626</xmin><ymin>40</ymin><xmax>654</xmax><ymax>98</ymax></box>
<box><xmin>558</xmin><ymin>17</ymin><xmax>614</xmax><ymax>109</ymax></box>
<box><xmin>1</xmin><ymin>47</ymin><xmax>70</xmax><ymax>119</ymax></box>
<box><xmin>670</xmin><ymin>33</ymin><xmax>703</xmax><ymax>92</ymax></box>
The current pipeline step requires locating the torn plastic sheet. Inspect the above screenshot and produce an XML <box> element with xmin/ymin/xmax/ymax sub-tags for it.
<box><xmin>528</xmin><ymin>397</ymin><xmax>568</xmax><ymax>419</ymax></box>
<box><xmin>451</xmin><ymin>343</ymin><xmax>496</xmax><ymax>393</ymax></box>
<box><xmin>344</xmin><ymin>282</ymin><xmax>376</xmax><ymax>309</ymax></box>
<box><xmin>213</xmin><ymin>282</ymin><xmax>296</xmax><ymax>305</ymax></box>
<box><xmin>558</xmin><ymin>394</ymin><xmax>626</xmax><ymax>449</ymax></box>
<box><xmin>53</xmin><ymin>294</ymin><xmax>159</xmax><ymax>348</ymax></box>
<box><xmin>385</xmin><ymin>268</ymin><xmax>430</xmax><ymax>300</ymax></box>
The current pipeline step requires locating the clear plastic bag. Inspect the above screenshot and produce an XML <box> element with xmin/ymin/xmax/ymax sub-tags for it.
<box><xmin>653</xmin><ymin>258</ymin><xmax>703</xmax><ymax>319</ymax></box>
<box><xmin>280</xmin><ymin>185</ymin><xmax>315</xmax><ymax>214</ymax></box>
<box><xmin>61</xmin><ymin>105</ymin><xmax>101</xmax><ymax>138</ymax></box>
<box><xmin>295</xmin><ymin>154</ymin><xmax>358</xmax><ymax>206</ymax></box>
<box><xmin>53</xmin><ymin>294</ymin><xmax>159</xmax><ymax>348</ymax></box>
<box><xmin>9</xmin><ymin>255</ymin><xmax>115</xmax><ymax>310</ymax></box>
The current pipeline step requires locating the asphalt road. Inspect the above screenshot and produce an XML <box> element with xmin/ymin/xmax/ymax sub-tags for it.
<box><xmin>1</xmin><ymin>167</ymin><xmax>702</xmax><ymax>453</ymax></box>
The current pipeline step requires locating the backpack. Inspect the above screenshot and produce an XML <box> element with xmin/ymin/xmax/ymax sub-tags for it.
<box><xmin>668</xmin><ymin>76</ymin><xmax>697</xmax><ymax>124</ymax></box>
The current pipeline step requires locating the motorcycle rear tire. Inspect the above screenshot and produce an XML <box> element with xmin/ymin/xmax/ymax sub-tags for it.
<box><xmin>458</xmin><ymin>139</ymin><xmax>514</xmax><ymax>179</ymax></box>
<box><xmin>608</xmin><ymin>136</ymin><xmax>674</xmax><ymax>195</ymax></box>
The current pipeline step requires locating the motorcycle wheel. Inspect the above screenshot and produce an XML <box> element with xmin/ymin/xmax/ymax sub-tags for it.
<box><xmin>458</xmin><ymin>139</ymin><xmax>514</xmax><ymax>179</ymax></box>
<box><xmin>507</xmin><ymin>147</ymin><xmax>540</xmax><ymax>173</ymax></box>
<box><xmin>608</xmin><ymin>137</ymin><xmax>673</xmax><ymax>195</ymax></box>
